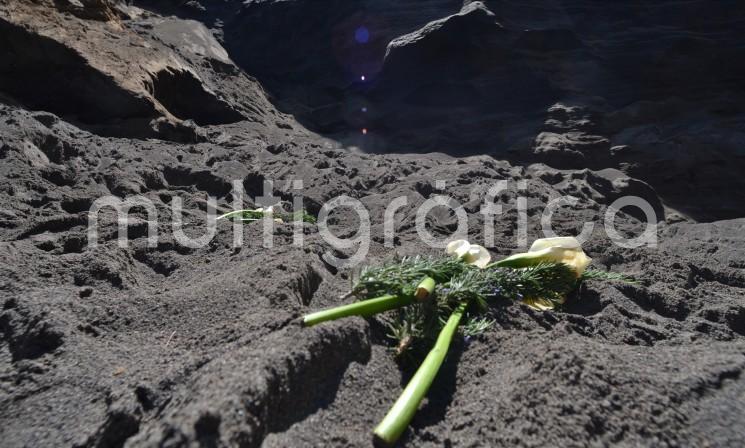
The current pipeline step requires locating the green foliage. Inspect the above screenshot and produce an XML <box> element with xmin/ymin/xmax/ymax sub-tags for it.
<box><xmin>219</xmin><ymin>209</ymin><xmax>266</xmax><ymax>221</ymax></box>
<box><xmin>290</xmin><ymin>209</ymin><xmax>317</xmax><ymax>224</ymax></box>
<box><xmin>461</xmin><ymin>317</ymin><xmax>494</xmax><ymax>337</ymax></box>
<box><xmin>435</xmin><ymin>262</ymin><xmax>577</xmax><ymax>310</ymax></box>
<box><xmin>581</xmin><ymin>269</ymin><xmax>637</xmax><ymax>284</ymax></box>
<box><xmin>353</xmin><ymin>256</ymin><xmax>472</xmax><ymax>298</ymax></box>
<box><xmin>328</xmin><ymin>257</ymin><xmax>635</xmax><ymax>358</ymax></box>
<box><xmin>358</xmin><ymin>258</ymin><xmax>580</xmax><ymax>355</ymax></box>
<box><xmin>382</xmin><ymin>302</ymin><xmax>441</xmax><ymax>358</ymax></box>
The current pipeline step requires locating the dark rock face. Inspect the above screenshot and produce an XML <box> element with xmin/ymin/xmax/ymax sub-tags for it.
<box><xmin>1</xmin><ymin>1</ymin><xmax>745</xmax><ymax>447</ymax></box>
<box><xmin>139</xmin><ymin>0</ymin><xmax>745</xmax><ymax>220</ymax></box>
<box><xmin>149</xmin><ymin>67</ymin><xmax>244</xmax><ymax>126</ymax></box>
<box><xmin>0</xmin><ymin>18</ymin><xmax>154</xmax><ymax>124</ymax></box>
<box><xmin>370</xmin><ymin>2</ymin><xmax>550</xmax><ymax>151</ymax></box>
<box><xmin>0</xmin><ymin>0</ymin><xmax>283</xmax><ymax>141</ymax></box>
<box><xmin>54</xmin><ymin>0</ymin><xmax>124</xmax><ymax>22</ymax></box>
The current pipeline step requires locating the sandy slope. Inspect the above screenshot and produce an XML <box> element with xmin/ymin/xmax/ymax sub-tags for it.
<box><xmin>1</xmin><ymin>1</ymin><xmax>744</xmax><ymax>447</ymax></box>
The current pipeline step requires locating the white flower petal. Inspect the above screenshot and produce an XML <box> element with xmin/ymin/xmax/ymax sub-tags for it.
<box><xmin>543</xmin><ymin>245</ymin><xmax>591</xmax><ymax>277</ymax></box>
<box><xmin>464</xmin><ymin>245</ymin><xmax>491</xmax><ymax>269</ymax></box>
<box><xmin>446</xmin><ymin>240</ymin><xmax>471</xmax><ymax>258</ymax></box>
<box><xmin>501</xmin><ymin>236</ymin><xmax>591</xmax><ymax>277</ymax></box>
<box><xmin>522</xmin><ymin>297</ymin><xmax>559</xmax><ymax>311</ymax></box>
<box><xmin>529</xmin><ymin>236</ymin><xmax>581</xmax><ymax>252</ymax></box>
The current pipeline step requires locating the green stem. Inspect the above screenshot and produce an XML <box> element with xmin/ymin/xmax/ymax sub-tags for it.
<box><xmin>302</xmin><ymin>295</ymin><xmax>414</xmax><ymax>327</ymax></box>
<box><xmin>217</xmin><ymin>209</ymin><xmax>263</xmax><ymax>221</ymax></box>
<box><xmin>373</xmin><ymin>301</ymin><xmax>467</xmax><ymax>446</ymax></box>
<box><xmin>414</xmin><ymin>276</ymin><xmax>436</xmax><ymax>301</ymax></box>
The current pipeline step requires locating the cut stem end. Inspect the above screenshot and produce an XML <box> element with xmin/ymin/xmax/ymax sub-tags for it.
<box><xmin>414</xmin><ymin>276</ymin><xmax>436</xmax><ymax>301</ymax></box>
<box><xmin>372</xmin><ymin>301</ymin><xmax>467</xmax><ymax>445</ymax></box>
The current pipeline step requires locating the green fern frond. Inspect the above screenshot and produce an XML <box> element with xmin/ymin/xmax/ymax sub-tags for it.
<box><xmin>581</xmin><ymin>269</ymin><xmax>637</xmax><ymax>284</ymax></box>
<box><xmin>353</xmin><ymin>256</ymin><xmax>472</xmax><ymax>298</ymax></box>
<box><xmin>461</xmin><ymin>317</ymin><xmax>494</xmax><ymax>337</ymax></box>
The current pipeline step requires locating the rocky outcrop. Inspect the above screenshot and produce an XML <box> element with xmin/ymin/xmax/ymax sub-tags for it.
<box><xmin>54</xmin><ymin>0</ymin><xmax>124</xmax><ymax>21</ymax></box>
<box><xmin>0</xmin><ymin>0</ymin><xmax>285</xmax><ymax>141</ymax></box>
<box><xmin>382</xmin><ymin>2</ymin><xmax>505</xmax><ymax>75</ymax></box>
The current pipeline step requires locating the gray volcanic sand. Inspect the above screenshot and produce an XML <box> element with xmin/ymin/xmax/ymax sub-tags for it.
<box><xmin>1</xmin><ymin>1</ymin><xmax>745</xmax><ymax>447</ymax></box>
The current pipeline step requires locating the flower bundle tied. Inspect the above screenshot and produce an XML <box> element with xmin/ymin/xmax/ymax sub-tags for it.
<box><xmin>218</xmin><ymin>206</ymin><xmax>317</xmax><ymax>224</ymax></box>
<box><xmin>302</xmin><ymin>237</ymin><xmax>630</xmax><ymax>446</ymax></box>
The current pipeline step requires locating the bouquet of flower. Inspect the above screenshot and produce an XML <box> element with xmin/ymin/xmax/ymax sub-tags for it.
<box><xmin>302</xmin><ymin>237</ymin><xmax>631</xmax><ymax>446</ymax></box>
<box><xmin>218</xmin><ymin>206</ymin><xmax>316</xmax><ymax>224</ymax></box>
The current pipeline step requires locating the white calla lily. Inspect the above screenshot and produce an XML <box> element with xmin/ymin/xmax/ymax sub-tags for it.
<box><xmin>446</xmin><ymin>239</ymin><xmax>491</xmax><ymax>269</ymax></box>
<box><xmin>217</xmin><ymin>205</ymin><xmax>284</xmax><ymax>222</ymax></box>
<box><xmin>529</xmin><ymin>236</ymin><xmax>581</xmax><ymax>252</ymax></box>
<box><xmin>446</xmin><ymin>240</ymin><xmax>470</xmax><ymax>258</ymax></box>
<box><xmin>496</xmin><ymin>236</ymin><xmax>591</xmax><ymax>277</ymax></box>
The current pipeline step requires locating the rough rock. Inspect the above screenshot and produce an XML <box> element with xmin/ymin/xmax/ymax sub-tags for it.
<box><xmin>0</xmin><ymin>0</ymin><xmax>285</xmax><ymax>141</ymax></box>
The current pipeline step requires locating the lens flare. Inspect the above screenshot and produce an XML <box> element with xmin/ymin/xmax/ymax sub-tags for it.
<box><xmin>355</xmin><ymin>27</ymin><xmax>370</xmax><ymax>44</ymax></box>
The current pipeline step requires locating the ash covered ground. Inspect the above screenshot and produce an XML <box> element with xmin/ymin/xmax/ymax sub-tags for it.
<box><xmin>1</xmin><ymin>1</ymin><xmax>745</xmax><ymax>447</ymax></box>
